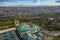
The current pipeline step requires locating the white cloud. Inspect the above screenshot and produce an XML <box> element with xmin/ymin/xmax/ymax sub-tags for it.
<box><xmin>0</xmin><ymin>0</ymin><xmax>60</xmax><ymax>7</ymax></box>
<box><xmin>0</xmin><ymin>1</ymin><xmax>33</xmax><ymax>6</ymax></box>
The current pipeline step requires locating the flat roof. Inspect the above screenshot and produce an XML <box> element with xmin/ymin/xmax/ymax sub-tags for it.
<box><xmin>0</xmin><ymin>30</ymin><xmax>20</xmax><ymax>40</ymax></box>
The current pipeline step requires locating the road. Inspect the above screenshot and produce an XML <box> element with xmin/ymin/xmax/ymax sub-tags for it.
<box><xmin>0</xmin><ymin>27</ymin><xmax>16</xmax><ymax>33</ymax></box>
<box><xmin>40</xmin><ymin>27</ymin><xmax>60</xmax><ymax>40</ymax></box>
<box><xmin>41</xmin><ymin>28</ymin><xmax>60</xmax><ymax>36</ymax></box>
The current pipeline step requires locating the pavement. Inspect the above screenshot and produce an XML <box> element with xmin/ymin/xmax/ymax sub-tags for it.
<box><xmin>0</xmin><ymin>27</ymin><xmax>16</xmax><ymax>33</ymax></box>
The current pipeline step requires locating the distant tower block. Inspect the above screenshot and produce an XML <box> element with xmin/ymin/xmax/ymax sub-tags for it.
<box><xmin>14</xmin><ymin>20</ymin><xmax>20</xmax><ymax>27</ymax></box>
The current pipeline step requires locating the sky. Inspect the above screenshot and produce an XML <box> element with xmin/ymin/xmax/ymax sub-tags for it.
<box><xmin>0</xmin><ymin>0</ymin><xmax>60</xmax><ymax>6</ymax></box>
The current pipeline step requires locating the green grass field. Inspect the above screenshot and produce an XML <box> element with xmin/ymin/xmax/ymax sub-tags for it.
<box><xmin>0</xmin><ymin>21</ymin><xmax>13</xmax><ymax>26</ymax></box>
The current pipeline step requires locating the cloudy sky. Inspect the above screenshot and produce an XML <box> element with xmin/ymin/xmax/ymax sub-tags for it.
<box><xmin>0</xmin><ymin>0</ymin><xmax>60</xmax><ymax>6</ymax></box>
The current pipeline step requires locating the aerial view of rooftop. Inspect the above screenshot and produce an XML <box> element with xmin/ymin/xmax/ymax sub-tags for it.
<box><xmin>0</xmin><ymin>0</ymin><xmax>60</xmax><ymax>40</ymax></box>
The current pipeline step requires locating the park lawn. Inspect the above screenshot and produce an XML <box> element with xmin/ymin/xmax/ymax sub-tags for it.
<box><xmin>28</xmin><ymin>21</ymin><xmax>40</xmax><ymax>26</ymax></box>
<box><xmin>0</xmin><ymin>21</ymin><xmax>13</xmax><ymax>26</ymax></box>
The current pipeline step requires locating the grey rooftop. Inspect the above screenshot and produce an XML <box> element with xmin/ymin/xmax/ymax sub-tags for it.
<box><xmin>0</xmin><ymin>30</ymin><xmax>20</xmax><ymax>40</ymax></box>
